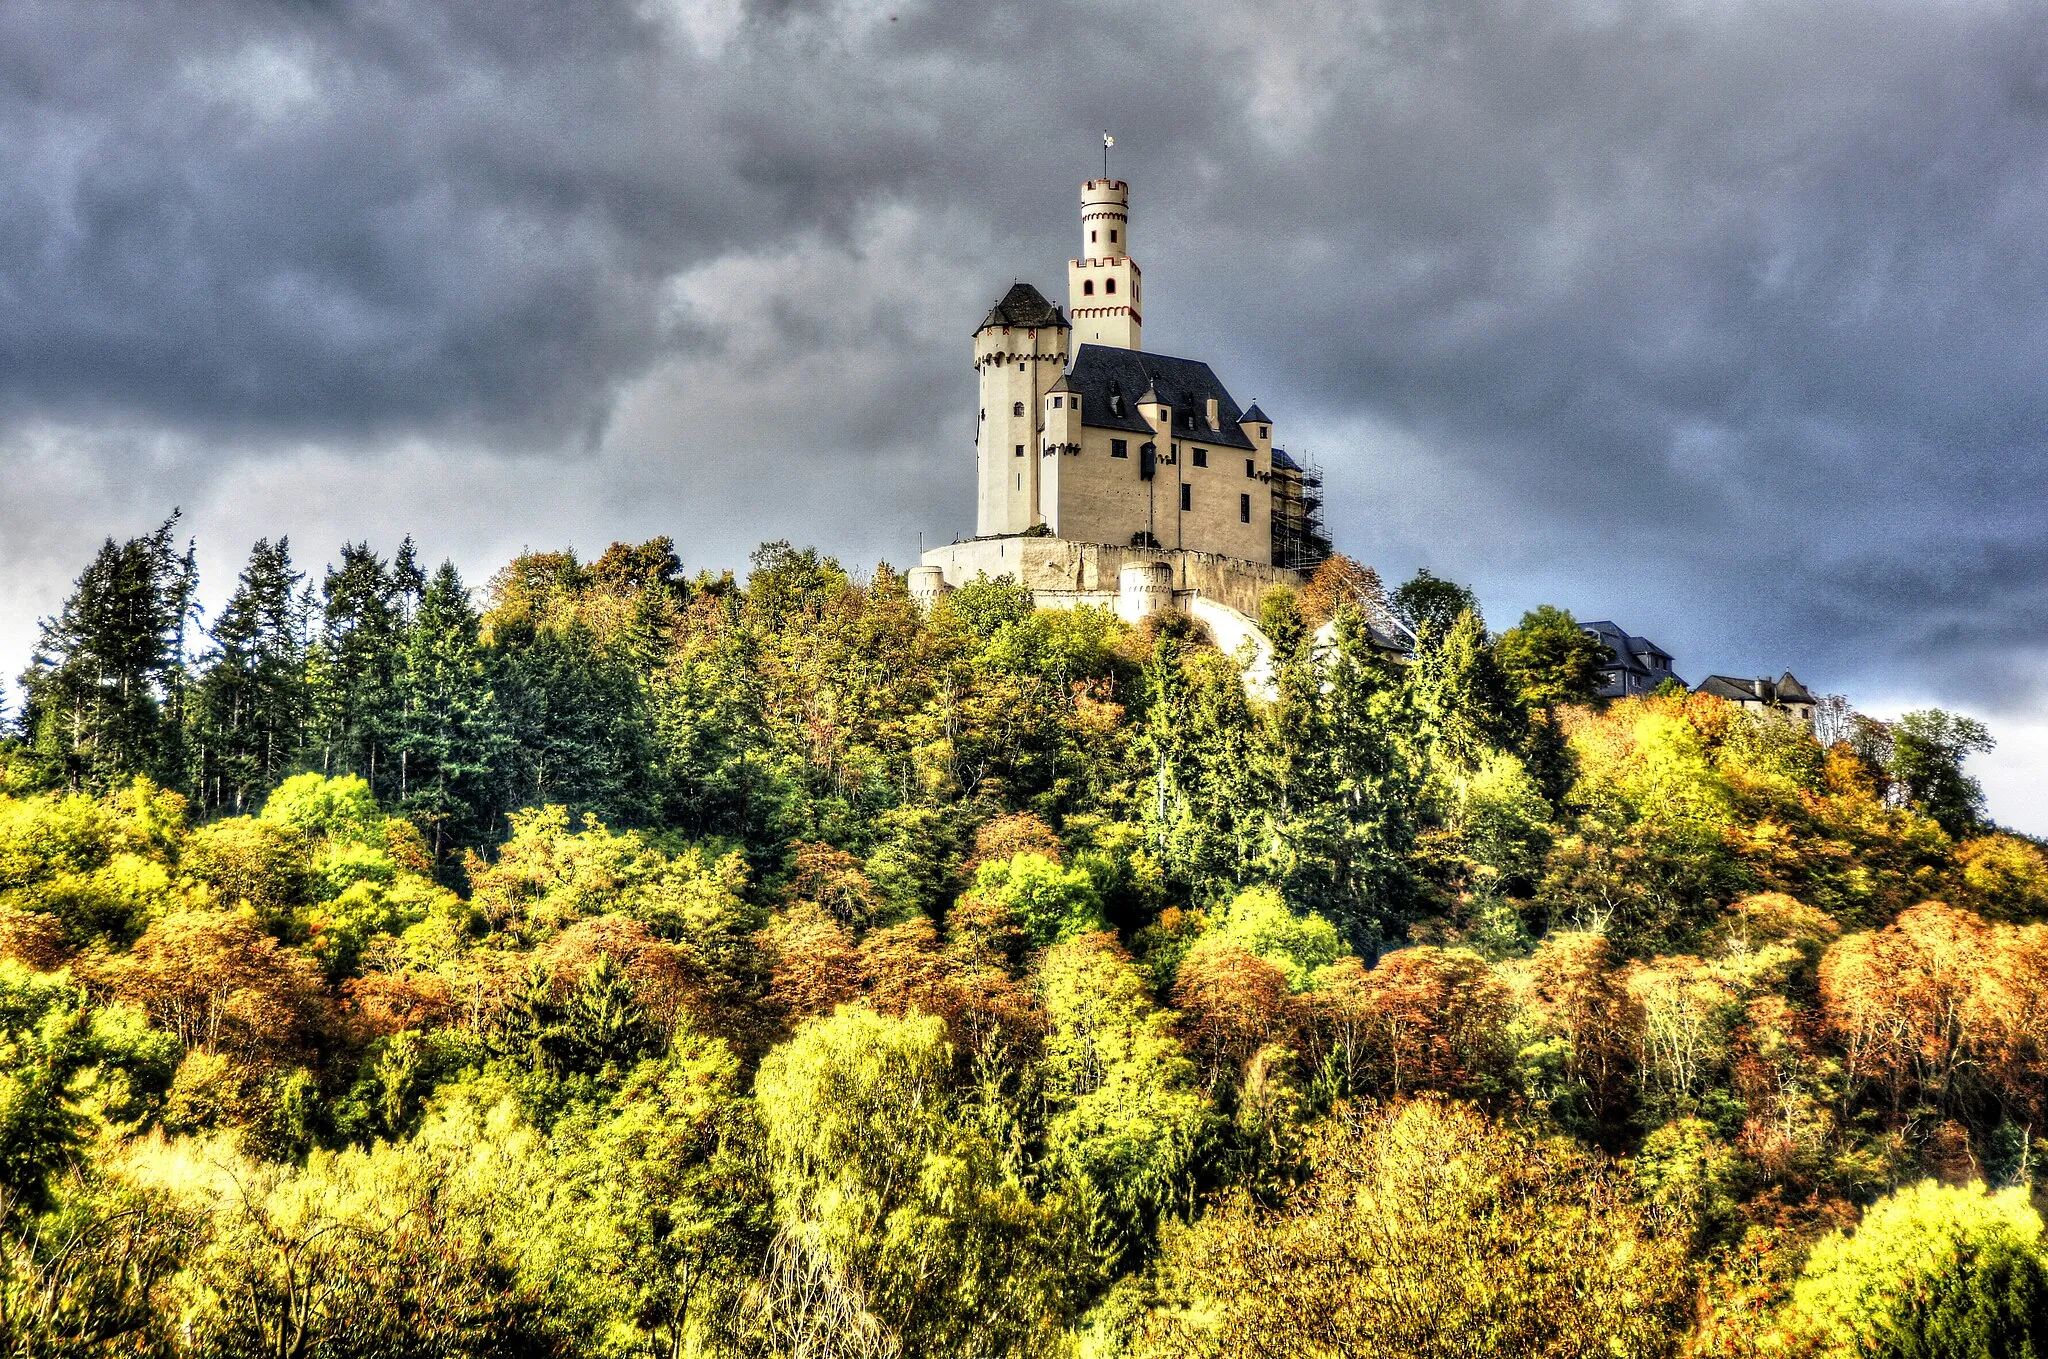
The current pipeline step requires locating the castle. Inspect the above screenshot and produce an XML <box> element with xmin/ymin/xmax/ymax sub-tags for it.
<box><xmin>912</xmin><ymin>176</ymin><xmax>1326</xmax><ymax>638</ymax></box>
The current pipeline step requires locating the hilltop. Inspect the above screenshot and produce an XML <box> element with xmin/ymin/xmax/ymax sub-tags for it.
<box><xmin>0</xmin><ymin>522</ymin><xmax>2042</xmax><ymax>1356</ymax></box>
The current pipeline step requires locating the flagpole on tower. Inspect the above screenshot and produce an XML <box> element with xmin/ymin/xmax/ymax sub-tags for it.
<box><xmin>1102</xmin><ymin>131</ymin><xmax>1113</xmax><ymax>180</ymax></box>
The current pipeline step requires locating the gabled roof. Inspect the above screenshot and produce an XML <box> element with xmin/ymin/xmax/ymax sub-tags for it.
<box><xmin>1063</xmin><ymin>345</ymin><xmax>1257</xmax><ymax>450</ymax></box>
<box><xmin>1581</xmin><ymin>620</ymin><xmax>1675</xmax><ymax>678</ymax></box>
<box><xmin>1696</xmin><ymin>675</ymin><xmax>1764</xmax><ymax>703</ymax></box>
<box><xmin>1239</xmin><ymin>403</ymin><xmax>1271</xmax><ymax>426</ymax></box>
<box><xmin>1695</xmin><ymin>673</ymin><xmax>1816</xmax><ymax>707</ymax></box>
<box><xmin>977</xmin><ymin>282</ymin><xmax>1069</xmax><ymax>332</ymax></box>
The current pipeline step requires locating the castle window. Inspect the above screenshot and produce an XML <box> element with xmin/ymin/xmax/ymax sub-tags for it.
<box><xmin>1111</xmin><ymin>439</ymin><xmax>1128</xmax><ymax>458</ymax></box>
<box><xmin>1051</xmin><ymin>395</ymin><xmax>1063</xmax><ymax>408</ymax></box>
<box><xmin>1180</xmin><ymin>484</ymin><xmax>1192</xmax><ymax>512</ymax></box>
<box><xmin>1246</xmin><ymin>458</ymin><xmax>1255</xmax><ymax>477</ymax></box>
<box><xmin>1259</xmin><ymin>426</ymin><xmax>1269</xmax><ymax>439</ymax></box>
<box><xmin>1105</xmin><ymin>278</ymin><xmax>1116</xmax><ymax>294</ymax></box>
<box><xmin>1090</xmin><ymin>229</ymin><xmax>1097</xmax><ymax>242</ymax></box>
<box><xmin>1083</xmin><ymin>279</ymin><xmax>1095</xmax><ymax>296</ymax></box>
<box><xmin>1240</xmin><ymin>493</ymin><xmax>1251</xmax><ymax>523</ymax></box>
<box><xmin>1110</xmin><ymin>229</ymin><xmax>1118</xmax><ymax>243</ymax></box>
<box><xmin>1192</xmin><ymin>448</ymin><xmax>1207</xmax><ymax>467</ymax></box>
<box><xmin>1012</xmin><ymin>402</ymin><xmax>1024</xmax><ymax>416</ymax></box>
<box><xmin>980</xmin><ymin>408</ymin><xmax>986</xmax><ymax>421</ymax></box>
<box><xmin>1015</xmin><ymin>444</ymin><xmax>1024</xmax><ymax>458</ymax></box>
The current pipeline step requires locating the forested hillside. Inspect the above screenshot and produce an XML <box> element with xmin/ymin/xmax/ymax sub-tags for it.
<box><xmin>1</xmin><ymin>517</ymin><xmax>2043</xmax><ymax>1356</ymax></box>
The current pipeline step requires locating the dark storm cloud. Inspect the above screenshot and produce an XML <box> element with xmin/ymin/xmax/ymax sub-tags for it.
<box><xmin>4</xmin><ymin>0</ymin><xmax>2048</xmax><ymax>725</ymax></box>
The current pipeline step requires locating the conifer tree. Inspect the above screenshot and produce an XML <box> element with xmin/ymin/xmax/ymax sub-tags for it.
<box><xmin>19</xmin><ymin>514</ymin><xmax>197</xmax><ymax>790</ymax></box>
<box><xmin>306</xmin><ymin>542</ymin><xmax>406</xmax><ymax>797</ymax></box>
<box><xmin>392</xmin><ymin>562</ymin><xmax>508</xmax><ymax>859</ymax></box>
<box><xmin>189</xmin><ymin>538</ymin><xmax>306</xmax><ymax>813</ymax></box>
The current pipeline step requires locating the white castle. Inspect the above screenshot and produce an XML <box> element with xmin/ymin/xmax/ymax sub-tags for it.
<box><xmin>912</xmin><ymin>175</ymin><xmax>1327</xmax><ymax>652</ymax></box>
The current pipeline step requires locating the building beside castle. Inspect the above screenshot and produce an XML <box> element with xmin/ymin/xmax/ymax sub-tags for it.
<box><xmin>913</xmin><ymin>176</ymin><xmax>1326</xmax><ymax>629</ymax></box>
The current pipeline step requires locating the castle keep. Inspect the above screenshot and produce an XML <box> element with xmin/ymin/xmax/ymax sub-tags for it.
<box><xmin>915</xmin><ymin>176</ymin><xmax>1325</xmax><ymax>631</ymax></box>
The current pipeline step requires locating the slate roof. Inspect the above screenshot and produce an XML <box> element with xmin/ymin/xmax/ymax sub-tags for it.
<box><xmin>1064</xmin><ymin>344</ymin><xmax>1257</xmax><ymax>450</ymax></box>
<box><xmin>1695</xmin><ymin>672</ymin><xmax>1816</xmax><ymax>707</ymax></box>
<box><xmin>978</xmin><ymin>282</ymin><xmax>1069</xmax><ymax>332</ymax></box>
<box><xmin>1239</xmin><ymin>403</ymin><xmax>1271</xmax><ymax>426</ymax></box>
<box><xmin>1270</xmin><ymin>447</ymin><xmax>1302</xmax><ymax>472</ymax></box>
<box><xmin>1581</xmin><ymin>619</ymin><xmax>1681</xmax><ymax>697</ymax></box>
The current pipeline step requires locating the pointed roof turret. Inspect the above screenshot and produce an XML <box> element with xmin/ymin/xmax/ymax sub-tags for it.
<box><xmin>1239</xmin><ymin>403</ymin><xmax>1270</xmax><ymax>426</ymax></box>
<box><xmin>977</xmin><ymin>282</ymin><xmax>1069</xmax><ymax>332</ymax></box>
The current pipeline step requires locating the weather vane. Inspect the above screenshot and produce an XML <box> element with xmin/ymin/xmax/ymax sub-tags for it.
<box><xmin>1103</xmin><ymin>131</ymin><xmax>1114</xmax><ymax>180</ymax></box>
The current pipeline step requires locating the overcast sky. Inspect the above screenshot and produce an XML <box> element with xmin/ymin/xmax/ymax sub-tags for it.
<box><xmin>3</xmin><ymin>0</ymin><xmax>2044</xmax><ymax>829</ymax></box>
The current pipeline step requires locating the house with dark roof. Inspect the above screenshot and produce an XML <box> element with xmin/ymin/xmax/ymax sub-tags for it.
<box><xmin>1693</xmin><ymin>673</ymin><xmax>1819</xmax><ymax>723</ymax></box>
<box><xmin>1580</xmin><ymin>620</ymin><xmax>1682</xmax><ymax>698</ymax></box>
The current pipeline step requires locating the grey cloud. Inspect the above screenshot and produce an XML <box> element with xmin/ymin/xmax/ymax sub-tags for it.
<box><xmin>4</xmin><ymin>0</ymin><xmax>2048</xmax><ymax>774</ymax></box>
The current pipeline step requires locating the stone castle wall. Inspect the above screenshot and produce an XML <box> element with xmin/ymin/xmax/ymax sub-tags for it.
<box><xmin>919</xmin><ymin>536</ymin><xmax>1306</xmax><ymax>619</ymax></box>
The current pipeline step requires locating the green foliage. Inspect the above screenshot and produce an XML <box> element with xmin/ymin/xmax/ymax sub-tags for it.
<box><xmin>1496</xmin><ymin>604</ymin><xmax>1609</xmax><ymax>708</ymax></box>
<box><xmin>1193</xmin><ymin>885</ymin><xmax>1341</xmax><ymax>991</ymax></box>
<box><xmin>970</xmin><ymin>852</ymin><xmax>1106</xmax><ymax>948</ymax></box>
<box><xmin>0</xmin><ymin>528</ymin><xmax>2036</xmax><ymax>1354</ymax></box>
<box><xmin>1889</xmin><ymin>709</ymin><xmax>1995</xmax><ymax>838</ymax></box>
<box><xmin>1788</xmin><ymin>1180</ymin><xmax>2048</xmax><ymax>1358</ymax></box>
<box><xmin>1391</xmin><ymin>567</ymin><xmax>1481</xmax><ymax>642</ymax></box>
<box><xmin>19</xmin><ymin>515</ymin><xmax>198</xmax><ymax>793</ymax></box>
<box><xmin>1038</xmin><ymin>935</ymin><xmax>1213</xmax><ymax>1272</ymax></box>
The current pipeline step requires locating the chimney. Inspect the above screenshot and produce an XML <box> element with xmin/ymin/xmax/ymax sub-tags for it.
<box><xmin>1206</xmin><ymin>397</ymin><xmax>1219</xmax><ymax>429</ymax></box>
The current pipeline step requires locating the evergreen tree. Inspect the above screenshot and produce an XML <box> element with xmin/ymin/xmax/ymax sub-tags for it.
<box><xmin>189</xmin><ymin>538</ymin><xmax>306</xmax><ymax>813</ymax></box>
<box><xmin>19</xmin><ymin>514</ymin><xmax>197</xmax><ymax>790</ymax></box>
<box><xmin>392</xmin><ymin>562</ymin><xmax>508</xmax><ymax>859</ymax></box>
<box><xmin>306</xmin><ymin>542</ymin><xmax>406</xmax><ymax>798</ymax></box>
<box><xmin>1255</xmin><ymin>608</ymin><xmax>1418</xmax><ymax>949</ymax></box>
<box><xmin>1410</xmin><ymin>608</ymin><xmax>1520</xmax><ymax>776</ymax></box>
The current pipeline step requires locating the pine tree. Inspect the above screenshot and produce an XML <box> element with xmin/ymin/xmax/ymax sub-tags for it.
<box><xmin>19</xmin><ymin>514</ymin><xmax>197</xmax><ymax>790</ymax></box>
<box><xmin>306</xmin><ymin>543</ymin><xmax>405</xmax><ymax>797</ymax></box>
<box><xmin>392</xmin><ymin>562</ymin><xmax>508</xmax><ymax>860</ymax></box>
<box><xmin>189</xmin><ymin>539</ymin><xmax>306</xmax><ymax>813</ymax></box>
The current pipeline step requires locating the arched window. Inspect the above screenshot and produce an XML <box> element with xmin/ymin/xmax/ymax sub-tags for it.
<box><xmin>1012</xmin><ymin>402</ymin><xmax>1025</xmax><ymax>416</ymax></box>
<box><xmin>1105</xmin><ymin>278</ymin><xmax>1117</xmax><ymax>294</ymax></box>
<box><xmin>1083</xmin><ymin>279</ymin><xmax>1095</xmax><ymax>295</ymax></box>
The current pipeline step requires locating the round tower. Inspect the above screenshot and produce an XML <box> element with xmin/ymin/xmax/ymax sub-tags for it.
<box><xmin>907</xmin><ymin>565</ymin><xmax>950</xmax><ymax>612</ymax></box>
<box><xmin>1117</xmin><ymin>559</ymin><xmax>1175</xmax><ymax>622</ymax></box>
<box><xmin>1080</xmin><ymin>179</ymin><xmax>1130</xmax><ymax>258</ymax></box>
<box><xmin>1069</xmin><ymin>179</ymin><xmax>1142</xmax><ymax>354</ymax></box>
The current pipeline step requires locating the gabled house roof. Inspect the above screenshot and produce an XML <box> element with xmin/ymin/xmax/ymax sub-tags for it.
<box><xmin>1695</xmin><ymin>672</ymin><xmax>1816</xmax><ymax>707</ymax></box>
<box><xmin>1581</xmin><ymin>619</ymin><xmax>1678</xmax><ymax>685</ymax></box>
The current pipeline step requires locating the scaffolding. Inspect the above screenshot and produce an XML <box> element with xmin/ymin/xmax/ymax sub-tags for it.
<box><xmin>1270</xmin><ymin>449</ymin><xmax>1332</xmax><ymax>572</ymax></box>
